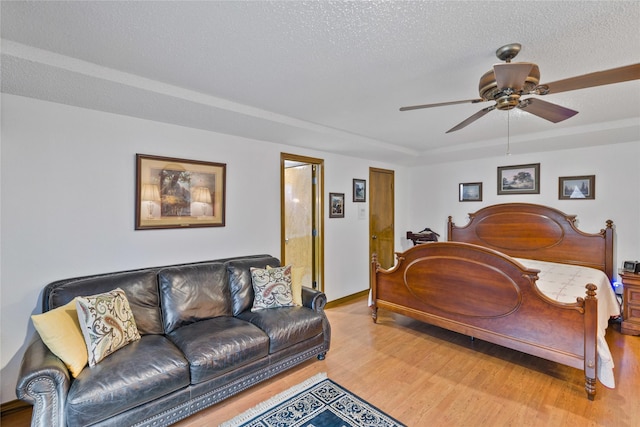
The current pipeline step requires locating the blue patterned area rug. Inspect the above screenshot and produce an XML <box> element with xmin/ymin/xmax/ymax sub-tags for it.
<box><xmin>219</xmin><ymin>373</ymin><xmax>406</xmax><ymax>427</ymax></box>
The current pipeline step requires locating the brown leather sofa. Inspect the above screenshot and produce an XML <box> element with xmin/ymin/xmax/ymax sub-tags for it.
<box><xmin>16</xmin><ymin>254</ymin><xmax>330</xmax><ymax>426</ymax></box>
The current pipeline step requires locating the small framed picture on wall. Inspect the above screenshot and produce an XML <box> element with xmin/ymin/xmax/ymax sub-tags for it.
<box><xmin>353</xmin><ymin>179</ymin><xmax>366</xmax><ymax>202</ymax></box>
<box><xmin>558</xmin><ymin>175</ymin><xmax>595</xmax><ymax>200</ymax></box>
<box><xmin>459</xmin><ymin>182</ymin><xmax>483</xmax><ymax>202</ymax></box>
<box><xmin>329</xmin><ymin>192</ymin><xmax>345</xmax><ymax>218</ymax></box>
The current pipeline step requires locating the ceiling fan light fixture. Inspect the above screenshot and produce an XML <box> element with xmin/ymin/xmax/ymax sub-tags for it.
<box><xmin>478</xmin><ymin>65</ymin><xmax>540</xmax><ymax>102</ymax></box>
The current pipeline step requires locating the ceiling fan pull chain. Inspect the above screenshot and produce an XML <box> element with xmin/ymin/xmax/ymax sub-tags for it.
<box><xmin>506</xmin><ymin>109</ymin><xmax>511</xmax><ymax>156</ymax></box>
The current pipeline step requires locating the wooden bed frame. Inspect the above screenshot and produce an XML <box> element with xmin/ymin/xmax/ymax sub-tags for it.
<box><xmin>370</xmin><ymin>203</ymin><xmax>614</xmax><ymax>399</ymax></box>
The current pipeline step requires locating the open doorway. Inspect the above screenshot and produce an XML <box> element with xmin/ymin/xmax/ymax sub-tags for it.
<box><xmin>281</xmin><ymin>153</ymin><xmax>324</xmax><ymax>291</ymax></box>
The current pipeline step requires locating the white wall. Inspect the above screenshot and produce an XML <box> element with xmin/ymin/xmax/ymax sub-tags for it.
<box><xmin>2</xmin><ymin>94</ymin><xmax>637</xmax><ymax>404</ymax></box>
<box><xmin>0</xmin><ymin>94</ymin><xmax>408</xmax><ymax>402</ymax></box>
<box><xmin>405</xmin><ymin>142</ymin><xmax>640</xmax><ymax>273</ymax></box>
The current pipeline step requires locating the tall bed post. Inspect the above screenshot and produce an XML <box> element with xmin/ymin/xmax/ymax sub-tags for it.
<box><xmin>584</xmin><ymin>283</ymin><xmax>598</xmax><ymax>400</ymax></box>
<box><xmin>604</xmin><ymin>220</ymin><xmax>614</xmax><ymax>281</ymax></box>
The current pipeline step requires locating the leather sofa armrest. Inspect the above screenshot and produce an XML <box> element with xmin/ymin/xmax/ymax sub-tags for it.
<box><xmin>16</xmin><ymin>334</ymin><xmax>70</xmax><ymax>427</ymax></box>
<box><xmin>301</xmin><ymin>287</ymin><xmax>331</xmax><ymax>354</ymax></box>
<box><xmin>301</xmin><ymin>286</ymin><xmax>327</xmax><ymax>312</ymax></box>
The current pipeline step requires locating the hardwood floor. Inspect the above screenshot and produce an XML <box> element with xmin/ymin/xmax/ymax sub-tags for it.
<box><xmin>3</xmin><ymin>296</ymin><xmax>639</xmax><ymax>426</ymax></box>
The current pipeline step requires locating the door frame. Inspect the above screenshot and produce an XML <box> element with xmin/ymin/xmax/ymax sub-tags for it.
<box><xmin>280</xmin><ymin>153</ymin><xmax>324</xmax><ymax>291</ymax></box>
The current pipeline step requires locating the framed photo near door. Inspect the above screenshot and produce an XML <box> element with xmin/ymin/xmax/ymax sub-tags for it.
<box><xmin>353</xmin><ymin>179</ymin><xmax>366</xmax><ymax>202</ymax></box>
<box><xmin>329</xmin><ymin>193</ymin><xmax>345</xmax><ymax>218</ymax></box>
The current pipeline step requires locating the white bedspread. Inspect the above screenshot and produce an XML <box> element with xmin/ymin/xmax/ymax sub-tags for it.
<box><xmin>515</xmin><ymin>258</ymin><xmax>620</xmax><ymax>388</ymax></box>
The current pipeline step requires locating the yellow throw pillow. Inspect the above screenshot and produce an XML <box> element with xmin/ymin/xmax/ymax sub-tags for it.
<box><xmin>31</xmin><ymin>299</ymin><xmax>88</xmax><ymax>378</ymax></box>
<box><xmin>267</xmin><ymin>265</ymin><xmax>303</xmax><ymax>306</ymax></box>
<box><xmin>290</xmin><ymin>266</ymin><xmax>304</xmax><ymax>306</ymax></box>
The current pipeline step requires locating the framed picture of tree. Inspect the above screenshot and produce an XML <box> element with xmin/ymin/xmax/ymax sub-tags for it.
<box><xmin>497</xmin><ymin>163</ymin><xmax>540</xmax><ymax>195</ymax></box>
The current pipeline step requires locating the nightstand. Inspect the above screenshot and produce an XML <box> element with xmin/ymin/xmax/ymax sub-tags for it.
<box><xmin>619</xmin><ymin>270</ymin><xmax>640</xmax><ymax>335</ymax></box>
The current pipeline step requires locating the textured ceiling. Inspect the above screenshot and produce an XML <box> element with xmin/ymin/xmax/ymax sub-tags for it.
<box><xmin>2</xmin><ymin>1</ymin><xmax>639</xmax><ymax>165</ymax></box>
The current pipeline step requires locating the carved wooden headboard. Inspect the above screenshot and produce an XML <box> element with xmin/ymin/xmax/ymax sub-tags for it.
<box><xmin>447</xmin><ymin>203</ymin><xmax>614</xmax><ymax>280</ymax></box>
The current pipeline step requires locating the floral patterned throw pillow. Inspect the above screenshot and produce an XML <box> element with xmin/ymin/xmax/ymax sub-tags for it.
<box><xmin>76</xmin><ymin>288</ymin><xmax>141</xmax><ymax>367</ymax></box>
<box><xmin>267</xmin><ymin>265</ymin><xmax>303</xmax><ymax>306</ymax></box>
<box><xmin>250</xmin><ymin>265</ymin><xmax>296</xmax><ymax>311</ymax></box>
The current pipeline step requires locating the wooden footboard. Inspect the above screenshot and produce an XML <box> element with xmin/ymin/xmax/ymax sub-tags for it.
<box><xmin>370</xmin><ymin>242</ymin><xmax>599</xmax><ymax>399</ymax></box>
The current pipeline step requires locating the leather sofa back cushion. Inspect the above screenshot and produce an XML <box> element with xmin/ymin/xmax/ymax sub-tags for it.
<box><xmin>159</xmin><ymin>263</ymin><xmax>231</xmax><ymax>334</ymax></box>
<box><xmin>46</xmin><ymin>271</ymin><xmax>164</xmax><ymax>335</ymax></box>
<box><xmin>226</xmin><ymin>256</ymin><xmax>280</xmax><ymax>316</ymax></box>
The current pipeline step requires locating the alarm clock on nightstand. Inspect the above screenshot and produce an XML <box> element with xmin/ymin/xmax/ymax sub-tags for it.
<box><xmin>623</xmin><ymin>260</ymin><xmax>640</xmax><ymax>274</ymax></box>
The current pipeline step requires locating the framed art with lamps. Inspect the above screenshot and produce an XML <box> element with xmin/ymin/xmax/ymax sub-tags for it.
<box><xmin>135</xmin><ymin>154</ymin><xmax>226</xmax><ymax>230</ymax></box>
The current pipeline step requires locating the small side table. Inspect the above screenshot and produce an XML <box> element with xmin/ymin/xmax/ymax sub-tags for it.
<box><xmin>619</xmin><ymin>270</ymin><xmax>640</xmax><ymax>335</ymax></box>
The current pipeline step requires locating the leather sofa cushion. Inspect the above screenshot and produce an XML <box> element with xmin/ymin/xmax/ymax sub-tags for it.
<box><xmin>226</xmin><ymin>256</ymin><xmax>280</xmax><ymax>316</ymax></box>
<box><xmin>238</xmin><ymin>307</ymin><xmax>324</xmax><ymax>353</ymax></box>
<box><xmin>167</xmin><ymin>317</ymin><xmax>269</xmax><ymax>384</ymax></box>
<box><xmin>65</xmin><ymin>335</ymin><xmax>189</xmax><ymax>426</ymax></box>
<box><xmin>45</xmin><ymin>270</ymin><xmax>164</xmax><ymax>335</ymax></box>
<box><xmin>158</xmin><ymin>263</ymin><xmax>231</xmax><ymax>334</ymax></box>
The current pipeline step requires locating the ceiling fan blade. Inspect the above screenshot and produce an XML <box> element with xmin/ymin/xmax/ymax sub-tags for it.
<box><xmin>493</xmin><ymin>63</ymin><xmax>535</xmax><ymax>91</ymax></box>
<box><xmin>517</xmin><ymin>98</ymin><xmax>578</xmax><ymax>123</ymax></box>
<box><xmin>540</xmin><ymin>63</ymin><xmax>640</xmax><ymax>94</ymax></box>
<box><xmin>400</xmin><ymin>98</ymin><xmax>485</xmax><ymax>111</ymax></box>
<box><xmin>446</xmin><ymin>106</ymin><xmax>496</xmax><ymax>133</ymax></box>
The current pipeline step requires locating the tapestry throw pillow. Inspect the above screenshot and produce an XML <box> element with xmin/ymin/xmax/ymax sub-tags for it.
<box><xmin>267</xmin><ymin>265</ymin><xmax>303</xmax><ymax>306</ymax></box>
<box><xmin>76</xmin><ymin>288</ymin><xmax>141</xmax><ymax>367</ymax></box>
<box><xmin>250</xmin><ymin>265</ymin><xmax>296</xmax><ymax>311</ymax></box>
<box><xmin>31</xmin><ymin>298</ymin><xmax>88</xmax><ymax>378</ymax></box>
